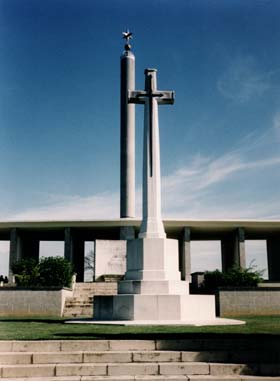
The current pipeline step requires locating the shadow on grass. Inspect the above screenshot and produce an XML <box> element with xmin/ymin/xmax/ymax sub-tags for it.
<box><xmin>0</xmin><ymin>318</ymin><xmax>64</xmax><ymax>324</ymax></box>
<box><xmin>52</xmin><ymin>331</ymin><xmax>280</xmax><ymax>342</ymax></box>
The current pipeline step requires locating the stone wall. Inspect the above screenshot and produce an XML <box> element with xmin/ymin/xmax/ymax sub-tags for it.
<box><xmin>95</xmin><ymin>240</ymin><xmax>127</xmax><ymax>279</ymax></box>
<box><xmin>218</xmin><ymin>288</ymin><xmax>280</xmax><ymax>316</ymax></box>
<box><xmin>0</xmin><ymin>288</ymin><xmax>73</xmax><ymax>317</ymax></box>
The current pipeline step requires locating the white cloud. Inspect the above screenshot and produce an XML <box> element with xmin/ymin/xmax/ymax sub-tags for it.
<box><xmin>4</xmin><ymin>148</ymin><xmax>280</xmax><ymax>222</ymax></box>
<box><xmin>3</xmin><ymin>114</ymin><xmax>280</xmax><ymax>223</ymax></box>
<box><xmin>6</xmin><ymin>192</ymin><xmax>119</xmax><ymax>221</ymax></box>
<box><xmin>161</xmin><ymin>148</ymin><xmax>280</xmax><ymax>219</ymax></box>
<box><xmin>217</xmin><ymin>56</ymin><xmax>272</xmax><ymax>102</ymax></box>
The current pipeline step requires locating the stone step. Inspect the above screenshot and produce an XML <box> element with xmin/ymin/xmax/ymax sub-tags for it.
<box><xmin>72</xmin><ymin>291</ymin><xmax>95</xmax><ymax>295</ymax></box>
<box><xmin>65</xmin><ymin>298</ymin><xmax>92</xmax><ymax>303</ymax></box>
<box><xmin>2</xmin><ymin>377</ymin><xmax>278</xmax><ymax>381</ymax></box>
<box><xmin>0</xmin><ymin>340</ymin><xmax>279</xmax><ymax>357</ymax></box>
<box><xmin>63</xmin><ymin>310</ymin><xmax>92</xmax><ymax>318</ymax></box>
<box><xmin>66</xmin><ymin>296</ymin><xmax>94</xmax><ymax>301</ymax></box>
<box><xmin>0</xmin><ymin>351</ymin><xmax>222</xmax><ymax>364</ymax></box>
<box><xmin>64</xmin><ymin>304</ymin><xmax>92</xmax><ymax>308</ymax></box>
<box><xmin>64</xmin><ymin>303</ymin><xmax>92</xmax><ymax>307</ymax></box>
<box><xmin>73</xmin><ymin>290</ymin><xmax>115</xmax><ymax>294</ymax></box>
<box><xmin>73</xmin><ymin>285</ymin><xmax>117</xmax><ymax>293</ymax></box>
<box><xmin>0</xmin><ymin>351</ymin><xmax>278</xmax><ymax>366</ymax></box>
<box><xmin>63</xmin><ymin>282</ymin><xmax>99</xmax><ymax>317</ymax></box>
<box><xmin>0</xmin><ymin>362</ymin><xmax>266</xmax><ymax>378</ymax></box>
<box><xmin>63</xmin><ymin>304</ymin><xmax>92</xmax><ymax>308</ymax></box>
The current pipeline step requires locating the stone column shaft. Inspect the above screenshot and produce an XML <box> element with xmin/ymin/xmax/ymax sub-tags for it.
<box><xmin>9</xmin><ymin>228</ymin><xmax>22</xmax><ymax>279</ymax></box>
<box><xmin>267</xmin><ymin>237</ymin><xmax>280</xmax><ymax>281</ymax></box>
<box><xmin>72</xmin><ymin>237</ymin><xmax>85</xmax><ymax>282</ymax></box>
<box><xmin>21</xmin><ymin>237</ymin><xmax>40</xmax><ymax>261</ymax></box>
<box><xmin>179</xmin><ymin>227</ymin><xmax>191</xmax><ymax>281</ymax></box>
<box><xmin>64</xmin><ymin>227</ymin><xmax>73</xmax><ymax>263</ymax></box>
<box><xmin>120</xmin><ymin>49</ymin><xmax>135</xmax><ymax>218</ymax></box>
<box><xmin>221</xmin><ymin>228</ymin><xmax>246</xmax><ymax>271</ymax></box>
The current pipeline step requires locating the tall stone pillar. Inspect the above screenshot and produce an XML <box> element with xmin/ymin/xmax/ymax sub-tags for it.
<box><xmin>9</xmin><ymin>228</ymin><xmax>22</xmax><ymax>278</ymax></box>
<box><xmin>179</xmin><ymin>227</ymin><xmax>191</xmax><ymax>281</ymax></box>
<box><xmin>267</xmin><ymin>237</ymin><xmax>280</xmax><ymax>281</ymax></box>
<box><xmin>221</xmin><ymin>228</ymin><xmax>246</xmax><ymax>272</ymax></box>
<box><xmin>120</xmin><ymin>36</ymin><xmax>135</xmax><ymax>219</ymax></box>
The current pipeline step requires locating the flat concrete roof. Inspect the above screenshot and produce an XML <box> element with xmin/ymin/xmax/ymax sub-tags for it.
<box><xmin>0</xmin><ymin>219</ymin><xmax>280</xmax><ymax>240</ymax></box>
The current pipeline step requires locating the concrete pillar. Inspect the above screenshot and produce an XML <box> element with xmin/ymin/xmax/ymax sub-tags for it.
<box><xmin>72</xmin><ymin>237</ymin><xmax>85</xmax><ymax>282</ymax></box>
<box><xmin>179</xmin><ymin>227</ymin><xmax>191</xmax><ymax>282</ymax></box>
<box><xmin>64</xmin><ymin>227</ymin><xmax>73</xmax><ymax>263</ymax></box>
<box><xmin>120</xmin><ymin>226</ymin><xmax>135</xmax><ymax>240</ymax></box>
<box><xmin>120</xmin><ymin>45</ymin><xmax>135</xmax><ymax>218</ymax></box>
<box><xmin>21</xmin><ymin>236</ymin><xmax>40</xmax><ymax>261</ymax></box>
<box><xmin>9</xmin><ymin>228</ymin><xmax>22</xmax><ymax>279</ymax></box>
<box><xmin>221</xmin><ymin>228</ymin><xmax>246</xmax><ymax>272</ymax></box>
<box><xmin>267</xmin><ymin>237</ymin><xmax>280</xmax><ymax>281</ymax></box>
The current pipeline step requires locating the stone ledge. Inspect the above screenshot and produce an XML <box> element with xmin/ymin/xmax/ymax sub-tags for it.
<box><xmin>1</xmin><ymin>377</ymin><xmax>280</xmax><ymax>381</ymax></box>
<box><xmin>1</xmin><ymin>339</ymin><xmax>280</xmax><ymax>356</ymax></box>
<box><xmin>56</xmin><ymin>364</ymin><xmax>107</xmax><ymax>376</ymax></box>
<box><xmin>210</xmin><ymin>364</ymin><xmax>259</xmax><ymax>376</ymax></box>
<box><xmin>108</xmin><ymin>363</ymin><xmax>159</xmax><ymax>376</ymax></box>
<box><xmin>159</xmin><ymin>362</ymin><xmax>209</xmax><ymax>375</ymax></box>
<box><xmin>1</xmin><ymin>364</ymin><xmax>55</xmax><ymax>378</ymax></box>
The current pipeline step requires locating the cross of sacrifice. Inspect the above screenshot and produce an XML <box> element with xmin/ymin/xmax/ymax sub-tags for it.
<box><xmin>128</xmin><ymin>69</ymin><xmax>174</xmax><ymax>177</ymax></box>
<box><xmin>128</xmin><ymin>68</ymin><xmax>174</xmax><ymax>238</ymax></box>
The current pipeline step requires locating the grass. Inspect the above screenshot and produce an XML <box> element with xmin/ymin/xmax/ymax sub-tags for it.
<box><xmin>0</xmin><ymin>316</ymin><xmax>279</xmax><ymax>340</ymax></box>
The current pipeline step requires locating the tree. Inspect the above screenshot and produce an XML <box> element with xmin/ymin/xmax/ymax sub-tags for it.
<box><xmin>84</xmin><ymin>249</ymin><xmax>95</xmax><ymax>281</ymax></box>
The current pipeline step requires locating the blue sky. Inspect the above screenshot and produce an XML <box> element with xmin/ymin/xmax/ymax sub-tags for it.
<box><xmin>0</xmin><ymin>0</ymin><xmax>280</xmax><ymax>275</ymax></box>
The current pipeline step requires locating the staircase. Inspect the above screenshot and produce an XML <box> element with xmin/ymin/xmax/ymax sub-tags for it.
<box><xmin>63</xmin><ymin>282</ymin><xmax>118</xmax><ymax>318</ymax></box>
<box><xmin>0</xmin><ymin>339</ymin><xmax>279</xmax><ymax>380</ymax></box>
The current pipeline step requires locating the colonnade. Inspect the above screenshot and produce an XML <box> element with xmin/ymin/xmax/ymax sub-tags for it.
<box><xmin>178</xmin><ymin>227</ymin><xmax>279</xmax><ymax>282</ymax></box>
<box><xmin>4</xmin><ymin>223</ymin><xmax>280</xmax><ymax>283</ymax></box>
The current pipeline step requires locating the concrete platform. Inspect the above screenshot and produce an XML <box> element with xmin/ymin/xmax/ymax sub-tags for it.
<box><xmin>66</xmin><ymin>318</ymin><xmax>245</xmax><ymax>326</ymax></box>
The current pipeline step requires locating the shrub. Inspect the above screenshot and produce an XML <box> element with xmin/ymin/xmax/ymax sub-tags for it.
<box><xmin>11</xmin><ymin>258</ymin><xmax>39</xmax><ymax>287</ymax></box>
<box><xmin>203</xmin><ymin>265</ymin><xmax>263</xmax><ymax>292</ymax></box>
<box><xmin>38</xmin><ymin>256</ymin><xmax>74</xmax><ymax>288</ymax></box>
<box><xmin>202</xmin><ymin>269</ymin><xmax>225</xmax><ymax>290</ymax></box>
<box><xmin>11</xmin><ymin>256</ymin><xmax>74</xmax><ymax>288</ymax></box>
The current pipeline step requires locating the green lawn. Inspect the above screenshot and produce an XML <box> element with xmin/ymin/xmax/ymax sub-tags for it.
<box><xmin>0</xmin><ymin>316</ymin><xmax>279</xmax><ymax>340</ymax></box>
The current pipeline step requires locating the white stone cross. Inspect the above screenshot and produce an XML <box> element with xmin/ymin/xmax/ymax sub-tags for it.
<box><xmin>129</xmin><ymin>69</ymin><xmax>174</xmax><ymax>239</ymax></box>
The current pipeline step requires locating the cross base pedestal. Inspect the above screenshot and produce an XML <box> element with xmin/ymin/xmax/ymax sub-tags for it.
<box><xmin>118</xmin><ymin>280</ymin><xmax>188</xmax><ymax>294</ymax></box>
<box><xmin>94</xmin><ymin>294</ymin><xmax>215</xmax><ymax>321</ymax></box>
<box><xmin>94</xmin><ymin>237</ymin><xmax>216</xmax><ymax>322</ymax></box>
<box><xmin>124</xmin><ymin>238</ymin><xmax>182</xmax><ymax>281</ymax></box>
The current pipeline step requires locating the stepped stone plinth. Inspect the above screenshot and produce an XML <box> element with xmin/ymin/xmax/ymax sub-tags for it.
<box><xmin>94</xmin><ymin>237</ymin><xmax>215</xmax><ymax>321</ymax></box>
